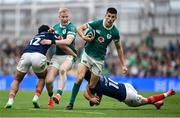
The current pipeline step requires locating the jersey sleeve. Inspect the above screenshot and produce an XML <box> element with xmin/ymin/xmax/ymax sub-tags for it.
<box><xmin>45</xmin><ymin>33</ymin><xmax>59</xmax><ymax>40</ymax></box>
<box><xmin>67</xmin><ymin>25</ymin><xmax>76</xmax><ymax>37</ymax></box>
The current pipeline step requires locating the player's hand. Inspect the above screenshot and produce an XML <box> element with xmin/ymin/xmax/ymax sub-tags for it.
<box><xmin>121</xmin><ymin>65</ymin><xmax>128</xmax><ymax>75</ymax></box>
<box><xmin>90</xmin><ymin>96</ymin><xmax>100</xmax><ymax>105</ymax></box>
<box><xmin>40</xmin><ymin>39</ymin><xmax>52</xmax><ymax>45</ymax></box>
<box><xmin>82</xmin><ymin>35</ymin><xmax>93</xmax><ymax>42</ymax></box>
<box><xmin>57</xmin><ymin>36</ymin><xmax>63</xmax><ymax>40</ymax></box>
<box><xmin>48</xmin><ymin>27</ymin><xmax>55</xmax><ymax>33</ymax></box>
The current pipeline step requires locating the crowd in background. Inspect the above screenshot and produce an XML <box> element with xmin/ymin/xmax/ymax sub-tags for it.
<box><xmin>0</xmin><ymin>36</ymin><xmax>180</xmax><ymax>78</ymax></box>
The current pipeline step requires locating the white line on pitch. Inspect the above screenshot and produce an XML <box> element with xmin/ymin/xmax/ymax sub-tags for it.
<box><xmin>29</xmin><ymin>108</ymin><xmax>105</xmax><ymax>115</ymax></box>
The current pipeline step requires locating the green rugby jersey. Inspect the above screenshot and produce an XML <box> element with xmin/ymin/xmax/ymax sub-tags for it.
<box><xmin>84</xmin><ymin>19</ymin><xmax>120</xmax><ymax>61</ymax></box>
<box><xmin>53</xmin><ymin>22</ymin><xmax>77</xmax><ymax>55</ymax></box>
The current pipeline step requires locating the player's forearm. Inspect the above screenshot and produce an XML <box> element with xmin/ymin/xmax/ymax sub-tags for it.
<box><xmin>77</xmin><ymin>25</ymin><xmax>90</xmax><ymax>41</ymax></box>
<box><xmin>115</xmin><ymin>42</ymin><xmax>126</xmax><ymax>66</ymax></box>
<box><xmin>59</xmin><ymin>45</ymin><xmax>77</xmax><ymax>57</ymax></box>
<box><xmin>83</xmin><ymin>87</ymin><xmax>91</xmax><ymax>101</ymax></box>
<box><xmin>56</xmin><ymin>35</ymin><xmax>74</xmax><ymax>45</ymax></box>
<box><xmin>77</xmin><ymin>25</ymin><xmax>85</xmax><ymax>38</ymax></box>
<box><xmin>56</xmin><ymin>40</ymin><xmax>71</xmax><ymax>45</ymax></box>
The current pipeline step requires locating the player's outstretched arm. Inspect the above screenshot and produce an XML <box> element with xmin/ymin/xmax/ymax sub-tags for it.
<box><xmin>41</xmin><ymin>35</ymin><xmax>74</xmax><ymax>46</ymax></box>
<box><xmin>55</xmin><ymin>35</ymin><xmax>74</xmax><ymax>45</ymax></box>
<box><xmin>83</xmin><ymin>86</ymin><xmax>100</xmax><ymax>105</ymax></box>
<box><xmin>114</xmin><ymin>40</ymin><xmax>128</xmax><ymax>75</ymax></box>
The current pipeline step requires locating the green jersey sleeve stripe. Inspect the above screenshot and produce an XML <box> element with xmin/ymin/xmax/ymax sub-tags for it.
<box><xmin>67</xmin><ymin>34</ymin><xmax>75</xmax><ymax>38</ymax></box>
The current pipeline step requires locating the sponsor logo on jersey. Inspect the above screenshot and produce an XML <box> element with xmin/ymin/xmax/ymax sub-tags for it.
<box><xmin>95</xmin><ymin>30</ymin><xmax>101</xmax><ymax>34</ymax></box>
<box><xmin>107</xmin><ymin>34</ymin><xmax>112</xmax><ymax>39</ymax></box>
<box><xmin>98</xmin><ymin>36</ymin><xmax>105</xmax><ymax>43</ymax></box>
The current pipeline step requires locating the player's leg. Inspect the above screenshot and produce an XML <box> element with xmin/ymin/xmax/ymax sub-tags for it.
<box><xmin>31</xmin><ymin>53</ymin><xmax>48</xmax><ymax>108</ymax></box>
<box><xmin>138</xmin><ymin>89</ymin><xmax>175</xmax><ymax>110</ymax></box>
<box><xmin>5</xmin><ymin>53</ymin><xmax>30</xmax><ymax>108</ymax></box>
<box><xmin>143</xmin><ymin>89</ymin><xmax>176</xmax><ymax>104</ymax></box>
<box><xmin>5</xmin><ymin>70</ymin><xmax>26</xmax><ymax>108</ymax></box>
<box><xmin>87</xmin><ymin>61</ymin><xmax>103</xmax><ymax>106</ymax></box>
<box><xmin>88</xmin><ymin>73</ymin><xmax>100</xmax><ymax>106</ymax></box>
<box><xmin>66</xmin><ymin>63</ymin><xmax>88</xmax><ymax>110</ymax></box>
<box><xmin>88</xmin><ymin>73</ymin><xmax>99</xmax><ymax>95</ymax></box>
<box><xmin>53</xmin><ymin>56</ymin><xmax>73</xmax><ymax>104</ymax></box>
<box><xmin>123</xmin><ymin>83</ymin><xmax>147</xmax><ymax>107</ymax></box>
<box><xmin>46</xmin><ymin>66</ymin><xmax>58</xmax><ymax>108</ymax></box>
<box><xmin>45</xmin><ymin>55</ymin><xmax>60</xmax><ymax>108</ymax></box>
<box><xmin>154</xmin><ymin>100</ymin><xmax>164</xmax><ymax>110</ymax></box>
<box><xmin>32</xmin><ymin>70</ymin><xmax>47</xmax><ymax>108</ymax></box>
<box><xmin>123</xmin><ymin>83</ymin><xmax>176</xmax><ymax>109</ymax></box>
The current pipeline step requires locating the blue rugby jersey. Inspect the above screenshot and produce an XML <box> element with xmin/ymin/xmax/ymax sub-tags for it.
<box><xmin>95</xmin><ymin>76</ymin><xmax>126</xmax><ymax>102</ymax></box>
<box><xmin>23</xmin><ymin>32</ymin><xmax>58</xmax><ymax>55</ymax></box>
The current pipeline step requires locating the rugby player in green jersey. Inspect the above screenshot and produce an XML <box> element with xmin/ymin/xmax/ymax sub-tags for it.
<box><xmin>66</xmin><ymin>7</ymin><xmax>128</xmax><ymax>110</ymax></box>
<box><xmin>43</xmin><ymin>8</ymin><xmax>77</xmax><ymax>109</ymax></box>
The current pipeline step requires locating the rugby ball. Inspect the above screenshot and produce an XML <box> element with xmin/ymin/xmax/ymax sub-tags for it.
<box><xmin>84</xmin><ymin>27</ymin><xmax>95</xmax><ymax>39</ymax></box>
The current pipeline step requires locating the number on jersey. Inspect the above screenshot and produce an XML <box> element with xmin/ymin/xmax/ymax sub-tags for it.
<box><xmin>30</xmin><ymin>37</ymin><xmax>41</xmax><ymax>46</ymax></box>
<box><xmin>108</xmin><ymin>78</ymin><xmax>119</xmax><ymax>89</ymax></box>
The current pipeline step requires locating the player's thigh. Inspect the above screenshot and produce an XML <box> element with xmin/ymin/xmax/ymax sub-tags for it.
<box><xmin>60</xmin><ymin>55</ymin><xmax>74</xmax><ymax>72</ymax></box>
<box><xmin>91</xmin><ymin>59</ymin><xmax>104</xmax><ymax>76</ymax></box>
<box><xmin>14</xmin><ymin>70</ymin><xmax>26</xmax><ymax>82</ymax></box>
<box><xmin>80</xmin><ymin>50</ymin><xmax>104</xmax><ymax>76</ymax></box>
<box><xmin>80</xmin><ymin>50</ymin><xmax>91</xmax><ymax>69</ymax></box>
<box><xmin>124</xmin><ymin>83</ymin><xmax>144</xmax><ymax>107</ymax></box>
<box><xmin>76</xmin><ymin>63</ymin><xmax>88</xmax><ymax>83</ymax></box>
<box><xmin>89</xmin><ymin>73</ymin><xmax>100</xmax><ymax>88</ymax></box>
<box><xmin>17</xmin><ymin>53</ymin><xmax>31</xmax><ymax>73</ymax></box>
<box><xmin>31</xmin><ymin>53</ymin><xmax>47</xmax><ymax>73</ymax></box>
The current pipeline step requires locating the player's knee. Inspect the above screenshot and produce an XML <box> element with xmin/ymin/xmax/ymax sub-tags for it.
<box><xmin>88</xmin><ymin>84</ymin><xmax>93</xmax><ymax>89</ymax></box>
<box><xmin>76</xmin><ymin>74</ymin><xmax>84</xmax><ymax>84</ymax></box>
<box><xmin>59</xmin><ymin>69</ymin><xmax>66</xmax><ymax>75</ymax></box>
<box><xmin>14</xmin><ymin>78</ymin><xmax>22</xmax><ymax>83</ymax></box>
<box><xmin>45</xmin><ymin>78</ymin><xmax>53</xmax><ymax>85</ymax></box>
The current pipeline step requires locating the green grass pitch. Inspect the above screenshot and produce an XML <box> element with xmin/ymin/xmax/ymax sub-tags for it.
<box><xmin>0</xmin><ymin>90</ymin><xmax>180</xmax><ymax>117</ymax></box>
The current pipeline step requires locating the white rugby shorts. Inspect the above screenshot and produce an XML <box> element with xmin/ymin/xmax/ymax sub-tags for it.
<box><xmin>49</xmin><ymin>55</ymin><xmax>74</xmax><ymax>69</ymax></box>
<box><xmin>123</xmin><ymin>83</ymin><xmax>145</xmax><ymax>107</ymax></box>
<box><xmin>17</xmin><ymin>52</ymin><xmax>47</xmax><ymax>73</ymax></box>
<box><xmin>80</xmin><ymin>50</ymin><xmax>104</xmax><ymax>76</ymax></box>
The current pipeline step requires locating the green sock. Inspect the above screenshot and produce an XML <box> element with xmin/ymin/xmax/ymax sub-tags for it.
<box><xmin>70</xmin><ymin>83</ymin><xmax>80</xmax><ymax>104</ymax></box>
<box><xmin>48</xmin><ymin>92</ymin><xmax>53</xmax><ymax>97</ymax></box>
<box><xmin>57</xmin><ymin>89</ymin><xmax>63</xmax><ymax>96</ymax></box>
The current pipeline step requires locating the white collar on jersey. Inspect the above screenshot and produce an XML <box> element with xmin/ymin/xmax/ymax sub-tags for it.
<box><xmin>59</xmin><ymin>21</ymin><xmax>70</xmax><ymax>28</ymax></box>
<box><xmin>103</xmin><ymin>19</ymin><xmax>113</xmax><ymax>30</ymax></box>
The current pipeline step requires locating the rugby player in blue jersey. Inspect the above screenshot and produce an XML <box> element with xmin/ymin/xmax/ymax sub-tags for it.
<box><xmin>83</xmin><ymin>70</ymin><xmax>176</xmax><ymax>110</ymax></box>
<box><xmin>4</xmin><ymin>25</ymin><xmax>76</xmax><ymax>109</ymax></box>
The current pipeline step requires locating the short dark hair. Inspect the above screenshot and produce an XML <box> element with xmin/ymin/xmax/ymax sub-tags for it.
<box><xmin>106</xmin><ymin>7</ymin><xmax>117</xmax><ymax>14</ymax></box>
<box><xmin>38</xmin><ymin>25</ymin><xmax>50</xmax><ymax>33</ymax></box>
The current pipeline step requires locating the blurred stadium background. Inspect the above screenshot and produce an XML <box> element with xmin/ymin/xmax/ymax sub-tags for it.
<box><xmin>0</xmin><ymin>0</ymin><xmax>180</xmax><ymax>92</ymax></box>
